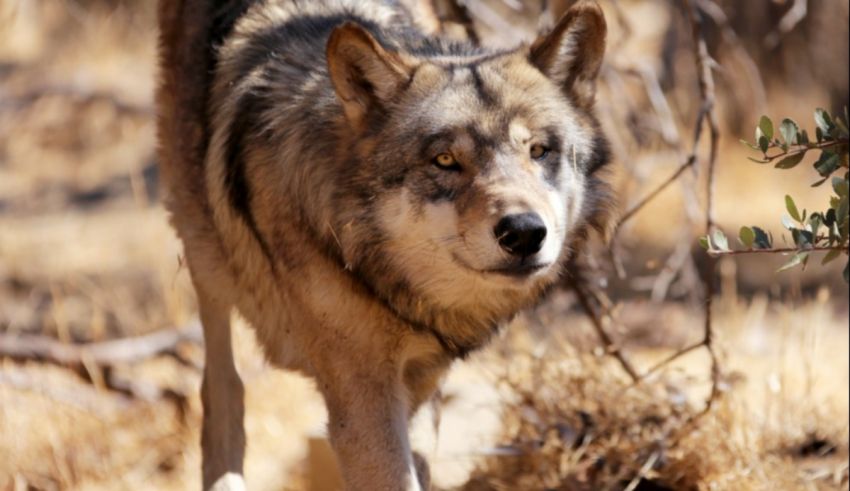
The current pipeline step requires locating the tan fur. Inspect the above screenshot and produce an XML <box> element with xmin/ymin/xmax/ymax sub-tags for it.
<box><xmin>156</xmin><ymin>1</ymin><xmax>608</xmax><ymax>489</ymax></box>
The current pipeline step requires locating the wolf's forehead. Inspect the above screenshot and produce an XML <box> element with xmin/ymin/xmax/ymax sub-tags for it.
<box><xmin>406</xmin><ymin>57</ymin><xmax>563</xmax><ymax>131</ymax></box>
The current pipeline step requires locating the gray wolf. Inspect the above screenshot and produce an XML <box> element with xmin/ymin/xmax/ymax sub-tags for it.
<box><xmin>156</xmin><ymin>0</ymin><xmax>609</xmax><ymax>489</ymax></box>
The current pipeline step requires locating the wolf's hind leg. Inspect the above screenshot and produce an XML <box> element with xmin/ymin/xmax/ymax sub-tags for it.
<box><xmin>197</xmin><ymin>286</ymin><xmax>246</xmax><ymax>491</ymax></box>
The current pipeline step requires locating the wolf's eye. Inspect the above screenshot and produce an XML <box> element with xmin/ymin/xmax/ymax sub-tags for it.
<box><xmin>530</xmin><ymin>144</ymin><xmax>550</xmax><ymax>160</ymax></box>
<box><xmin>434</xmin><ymin>153</ymin><xmax>460</xmax><ymax>170</ymax></box>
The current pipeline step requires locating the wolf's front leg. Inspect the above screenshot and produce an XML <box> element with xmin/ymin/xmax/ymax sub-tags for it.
<box><xmin>197</xmin><ymin>287</ymin><xmax>246</xmax><ymax>491</ymax></box>
<box><xmin>323</xmin><ymin>379</ymin><xmax>423</xmax><ymax>491</ymax></box>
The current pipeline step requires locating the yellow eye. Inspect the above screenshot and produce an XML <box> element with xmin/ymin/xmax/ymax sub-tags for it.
<box><xmin>434</xmin><ymin>153</ymin><xmax>458</xmax><ymax>168</ymax></box>
<box><xmin>530</xmin><ymin>144</ymin><xmax>549</xmax><ymax>160</ymax></box>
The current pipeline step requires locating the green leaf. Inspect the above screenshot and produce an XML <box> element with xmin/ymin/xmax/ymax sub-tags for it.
<box><xmin>758</xmin><ymin>135</ymin><xmax>770</xmax><ymax>154</ymax></box>
<box><xmin>814</xmin><ymin>152</ymin><xmax>840</xmax><ymax>177</ymax></box>
<box><xmin>785</xmin><ymin>195</ymin><xmax>801</xmax><ymax>222</ymax></box>
<box><xmin>809</xmin><ymin>213</ymin><xmax>822</xmax><ymax>239</ymax></box>
<box><xmin>822</xmin><ymin>248</ymin><xmax>842</xmax><ymax>265</ymax></box>
<box><xmin>799</xmin><ymin>130</ymin><xmax>810</xmax><ymax>145</ymax></box>
<box><xmin>777</xmin><ymin>252</ymin><xmax>810</xmax><ymax>273</ymax></box>
<box><xmin>752</xmin><ymin>226</ymin><xmax>772</xmax><ymax>249</ymax></box>
<box><xmin>775</xmin><ymin>152</ymin><xmax>805</xmax><ymax>169</ymax></box>
<box><xmin>812</xmin><ymin>177</ymin><xmax>829</xmax><ymax>187</ymax></box>
<box><xmin>739</xmin><ymin>226</ymin><xmax>755</xmax><ymax>248</ymax></box>
<box><xmin>838</xmin><ymin>196</ymin><xmax>849</xmax><ymax>226</ymax></box>
<box><xmin>759</xmin><ymin>115</ymin><xmax>774</xmax><ymax>141</ymax></box>
<box><xmin>833</xmin><ymin>176</ymin><xmax>849</xmax><ymax>197</ymax></box>
<box><xmin>815</xmin><ymin>108</ymin><xmax>834</xmax><ymax>136</ymax></box>
<box><xmin>835</xmin><ymin>116</ymin><xmax>850</xmax><ymax>138</ymax></box>
<box><xmin>698</xmin><ymin>236</ymin><xmax>710</xmax><ymax>250</ymax></box>
<box><xmin>816</xmin><ymin>127</ymin><xmax>824</xmax><ymax>143</ymax></box>
<box><xmin>825</xmin><ymin>208</ymin><xmax>837</xmax><ymax>227</ymax></box>
<box><xmin>792</xmin><ymin>229</ymin><xmax>815</xmax><ymax>248</ymax></box>
<box><xmin>782</xmin><ymin>215</ymin><xmax>797</xmax><ymax>230</ymax></box>
<box><xmin>779</xmin><ymin>118</ymin><xmax>799</xmax><ymax>146</ymax></box>
<box><xmin>712</xmin><ymin>230</ymin><xmax>730</xmax><ymax>251</ymax></box>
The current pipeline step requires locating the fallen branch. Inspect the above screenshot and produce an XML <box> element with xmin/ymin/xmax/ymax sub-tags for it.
<box><xmin>0</xmin><ymin>322</ymin><xmax>202</xmax><ymax>368</ymax></box>
<box><xmin>0</xmin><ymin>87</ymin><xmax>153</xmax><ymax>118</ymax></box>
<box><xmin>0</xmin><ymin>367</ymin><xmax>132</xmax><ymax>413</ymax></box>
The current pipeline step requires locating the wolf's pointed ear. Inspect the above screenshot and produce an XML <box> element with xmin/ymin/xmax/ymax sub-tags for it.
<box><xmin>530</xmin><ymin>1</ymin><xmax>606</xmax><ymax>109</ymax></box>
<box><xmin>327</xmin><ymin>23</ymin><xmax>413</xmax><ymax>129</ymax></box>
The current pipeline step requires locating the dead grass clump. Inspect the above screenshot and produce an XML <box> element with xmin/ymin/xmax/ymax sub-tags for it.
<box><xmin>462</xmin><ymin>339</ymin><xmax>845</xmax><ymax>491</ymax></box>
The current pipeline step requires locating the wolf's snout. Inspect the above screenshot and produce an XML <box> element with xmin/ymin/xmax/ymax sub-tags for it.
<box><xmin>494</xmin><ymin>213</ymin><xmax>547</xmax><ymax>257</ymax></box>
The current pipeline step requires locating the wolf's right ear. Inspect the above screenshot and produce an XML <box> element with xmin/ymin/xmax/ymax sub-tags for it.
<box><xmin>327</xmin><ymin>23</ymin><xmax>413</xmax><ymax>129</ymax></box>
<box><xmin>530</xmin><ymin>1</ymin><xmax>606</xmax><ymax>110</ymax></box>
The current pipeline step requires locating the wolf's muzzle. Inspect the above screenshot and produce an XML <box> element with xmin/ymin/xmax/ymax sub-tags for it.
<box><xmin>494</xmin><ymin>212</ymin><xmax>547</xmax><ymax>258</ymax></box>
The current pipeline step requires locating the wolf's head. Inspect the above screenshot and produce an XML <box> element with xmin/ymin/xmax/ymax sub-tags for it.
<box><xmin>326</xmin><ymin>1</ymin><xmax>609</xmax><ymax>346</ymax></box>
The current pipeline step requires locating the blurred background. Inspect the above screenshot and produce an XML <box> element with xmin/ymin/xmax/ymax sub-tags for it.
<box><xmin>0</xmin><ymin>0</ymin><xmax>847</xmax><ymax>489</ymax></box>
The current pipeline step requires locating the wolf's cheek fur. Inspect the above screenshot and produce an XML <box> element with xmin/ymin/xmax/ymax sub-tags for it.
<box><xmin>375</xmin><ymin>189</ymin><xmax>504</xmax><ymax>309</ymax></box>
<box><xmin>553</xmin><ymin>154</ymin><xmax>588</xmax><ymax>258</ymax></box>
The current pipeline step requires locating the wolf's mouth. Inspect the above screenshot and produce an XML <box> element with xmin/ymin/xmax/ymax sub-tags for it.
<box><xmin>484</xmin><ymin>262</ymin><xmax>550</xmax><ymax>278</ymax></box>
<box><xmin>452</xmin><ymin>253</ymin><xmax>550</xmax><ymax>279</ymax></box>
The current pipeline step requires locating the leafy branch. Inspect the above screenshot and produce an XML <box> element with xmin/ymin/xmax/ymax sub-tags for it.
<box><xmin>704</xmin><ymin>108</ymin><xmax>850</xmax><ymax>281</ymax></box>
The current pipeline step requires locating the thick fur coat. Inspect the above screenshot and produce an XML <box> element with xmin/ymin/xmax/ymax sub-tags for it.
<box><xmin>156</xmin><ymin>1</ymin><xmax>610</xmax><ymax>489</ymax></box>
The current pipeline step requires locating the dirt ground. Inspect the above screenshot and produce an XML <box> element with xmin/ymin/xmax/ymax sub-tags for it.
<box><xmin>0</xmin><ymin>1</ymin><xmax>847</xmax><ymax>490</ymax></box>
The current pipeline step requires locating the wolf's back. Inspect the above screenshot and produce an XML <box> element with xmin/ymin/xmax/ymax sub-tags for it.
<box><xmin>155</xmin><ymin>0</ymin><xmax>256</xmax><ymax>243</ymax></box>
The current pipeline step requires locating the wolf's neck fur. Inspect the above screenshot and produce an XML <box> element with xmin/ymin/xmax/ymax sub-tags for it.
<box><xmin>206</xmin><ymin>0</ymin><xmax>555</xmax><ymax>357</ymax></box>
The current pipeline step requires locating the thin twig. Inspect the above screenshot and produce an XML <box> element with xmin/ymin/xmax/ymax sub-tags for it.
<box><xmin>639</xmin><ymin>341</ymin><xmax>705</xmax><ymax>381</ymax></box>
<box><xmin>614</xmin><ymin>155</ymin><xmax>696</xmax><ymax>230</ymax></box>
<box><xmin>569</xmin><ymin>276</ymin><xmax>641</xmax><ymax>382</ymax></box>
<box><xmin>750</xmin><ymin>139</ymin><xmax>849</xmax><ymax>164</ymax></box>
<box><xmin>696</xmin><ymin>0</ymin><xmax>767</xmax><ymax>115</ymax></box>
<box><xmin>708</xmin><ymin>245</ymin><xmax>849</xmax><ymax>257</ymax></box>
<box><xmin>685</xmin><ymin>0</ymin><xmax>722</xmax><ymax>419</ymax></box>
<box><xmin>624</xmin><ymin>450</ymin><xmax>661</xmax><ymax>491</ymax></box>
<box><xmin>764</xmin><ymin>0</ymin><xmax>808</xmax><ymax>49</ymax></box>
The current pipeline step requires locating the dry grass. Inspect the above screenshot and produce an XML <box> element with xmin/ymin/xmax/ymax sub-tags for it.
<box><xmin>0</xmin><ymin>1</ymin><xmax>847</xmax><ymax>490</ymax></box>
<box><xmin>461</xmin><ymin>295</ymin><xmax>850</xmax><ymax>490</ymax></box>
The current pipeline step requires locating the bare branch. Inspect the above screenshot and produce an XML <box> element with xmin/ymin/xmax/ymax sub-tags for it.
<box><xmin>696</xmin><ymin>0</ymin><xmax>767</xmax><ymax>114</ymax></box>
<box><xmin>684</xmin><ymin>0</ymin><xmax>722</xmax><ymax>418</ymax></box>
<box><xmin>708</xmin><ymin>245</ymin><xmax>849</xmax><ymax>257</ymax></box>
<box><xmin>764</xmin><ymin>0</ymin><xmax>808</xmax><ymax>49</ymax></box>
<box><xmin>749</xmin><ymin>139</ymin><xmax>849</xmax><ymax>164</ymax></box>
<box><xmin>568</xmin><ymin>274</ymin><xmax>641</xmax><ymax>382</ymax></box>
<box><xmin>614</xmin><ymin>155</ymin><xmax>696</xmax><ymax>231</ymax></box>
<box><xmin>0</xmin><ymin>323</ymin><xmax>202</xmax><ymax>368</ymax></box>
<box><xmin>0</xmin><ymin>87</ymin><xmax>153</xmax><ymax>118</ymax></box>
<box><xmin>639</xmin><ymin>341</ymin><xmax>705</xmax><ymax>381</ymax></box>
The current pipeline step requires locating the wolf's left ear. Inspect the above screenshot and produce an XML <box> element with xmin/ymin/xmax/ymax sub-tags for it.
<box><xmin>530</xmin><ymin>1</ymin><xmax>606</xmax><ymax>109</ymax></box>
<box><xmin>327</xmin><ymin>23</ymin><xmax>413</xmax><ymax>129</ymax></box>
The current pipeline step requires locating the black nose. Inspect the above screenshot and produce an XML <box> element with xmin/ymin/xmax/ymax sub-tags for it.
<box><xmin>494</xmin><ymin>213</ymin><xmax>547</xmax><ymax>257</ymax></box>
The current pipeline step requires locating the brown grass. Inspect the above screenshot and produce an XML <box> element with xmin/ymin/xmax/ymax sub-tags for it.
<box><xmin>461</xmin><ymin>297</ymin><xmax>850</xmax><ymax>490</ymax></box>
<box><xmin>0</xmin><ymin>1</ymin><xmax>847</xmax><ymax>490</ymax></box>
